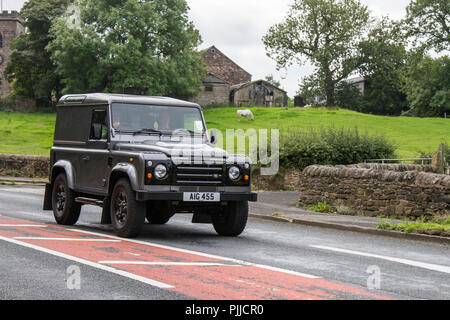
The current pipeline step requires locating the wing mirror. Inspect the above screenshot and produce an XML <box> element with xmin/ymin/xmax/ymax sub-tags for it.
<box><xmin>210</xmin><ymin>129</ymin><xmax>217</xmax><ymax>145</ymax></box>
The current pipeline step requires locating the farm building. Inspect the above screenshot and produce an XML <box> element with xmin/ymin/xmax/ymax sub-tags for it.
<box><xmin>231</xmin><ymin>80</ymin><xmax>287</xmax><ymax>107</ymax></box>
<box><xmin>190</xmin><ymin>46</ymin><xmax>287</xmax><ymax>107</ymax></box>
<box><xmin>193</xmin><ymin>73</ymin><xmax>231</xmax><ymax>107</ymax></box>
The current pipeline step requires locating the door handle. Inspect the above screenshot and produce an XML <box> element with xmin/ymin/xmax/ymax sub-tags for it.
<box><xmin>81</xmin><ymin>155</ymin><xmax>90</xmax><ymax>161</ymax></box>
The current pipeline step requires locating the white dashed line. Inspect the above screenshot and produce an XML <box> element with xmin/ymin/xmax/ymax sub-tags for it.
<box><xmin>312</xmin><ymin>245</ymin><xmax>450</xmax><ymax>275</ymax></box>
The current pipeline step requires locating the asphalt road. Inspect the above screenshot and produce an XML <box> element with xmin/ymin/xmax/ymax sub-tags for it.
<box><xmin>0</xmin><ymin>185</ymin><xmax>449</xmax><ymax>300</ymax></box>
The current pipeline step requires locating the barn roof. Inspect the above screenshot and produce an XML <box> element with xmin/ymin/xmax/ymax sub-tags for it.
<box><xmin>231</xmin><ymin>79</ymin><xmax>287</xmax><ymax>93</ymax></box>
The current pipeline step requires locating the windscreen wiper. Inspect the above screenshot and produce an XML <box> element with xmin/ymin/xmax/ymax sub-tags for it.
<box><xmin>133</xmin><ymin>128</ymin><xmax>164</xmax><ymax>136</ymax></box>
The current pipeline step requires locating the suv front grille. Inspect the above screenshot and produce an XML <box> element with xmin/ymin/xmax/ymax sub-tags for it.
<box><xmin>175</xmin><ymin>165</ymin><xmax>225</xmax><ymax>185</ymax></box>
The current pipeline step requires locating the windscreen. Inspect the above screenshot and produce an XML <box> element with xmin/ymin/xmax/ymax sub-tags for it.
<box><xmin>111</xmin><ymin>103</ymin><xmax>205</xmax><ymax>134</ymax></box>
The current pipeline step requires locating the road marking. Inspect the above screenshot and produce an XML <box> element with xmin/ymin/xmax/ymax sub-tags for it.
<box><xmin>13</xmin><ymin>237</ymin><xmax>121</xmax><ymax>242</ymax></box>
<box><xmin>0</xmin><ymin>235</ymin><xmax>174</xmax><ymax>289</ymax></box>
<box><xmin>0</xmin><ymin>224</ymin><xmax>47</xmax><ymax>227</ymax></box>
<box><xmin>312</xmin><ymin>245</ymin><xmax>450</xmax><ymax>275</ymax></box>
<box><xmin>99</xmin><ymin>261</ymin><xmax>242</xmax><ymax>267</ymax></box>
<box><xmin>0</xmin><ymin>216</ymin><xmax>391</xmax><ymax>300</ymax></box>
<box><xmin>68</xmin><ymin>228</ymin><xmax>321</xmax><ymax>279</ymax></box>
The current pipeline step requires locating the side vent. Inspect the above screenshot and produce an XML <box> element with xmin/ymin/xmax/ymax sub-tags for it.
<box><xmin>107</xmin><ymin>157</ymin><xmax>113</xmax><ymax>167</ymax></box>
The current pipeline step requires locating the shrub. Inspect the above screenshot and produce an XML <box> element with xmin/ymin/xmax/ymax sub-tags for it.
<box><xmin>279</xmin><ymin>126</ymin><xmax>396</xmax><ymax>170</ymax></box>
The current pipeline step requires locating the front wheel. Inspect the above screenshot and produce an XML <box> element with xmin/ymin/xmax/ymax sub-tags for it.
<box><xmin>212</xmin><ymin>201</ymin><xmax>248</xmax><ymax>237</ymax></box>
<box><xmin>110</xmin><ymin>178</ymin><xmax>145</xmax><ymax>238</ymax></box>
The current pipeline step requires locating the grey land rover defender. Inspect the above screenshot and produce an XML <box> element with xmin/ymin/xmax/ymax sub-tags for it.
<box><xmin>43</xmin><ymin>93</ymin><xmax>257</xmax><ymax>238</ymax></box>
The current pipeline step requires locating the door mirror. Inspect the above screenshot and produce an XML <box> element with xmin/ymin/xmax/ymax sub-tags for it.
<box><xmin>210</xmin><ymin>129</ymin><xmax>217</xmax><ymax>145</ymax></box>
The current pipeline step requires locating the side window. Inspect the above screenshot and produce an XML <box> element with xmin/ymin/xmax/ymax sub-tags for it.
<box><xmin>90</xmin><ymin>109</ymin><xmax>108</xmax><ymax>140</ymax></box>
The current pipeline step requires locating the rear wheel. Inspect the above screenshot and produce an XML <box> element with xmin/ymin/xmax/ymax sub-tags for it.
<box><xmin>212</xmin><ymin>201</ymin><xmax>248</xmax><ymax>237</ymax></box>
<box><xmin>52</xmin><ymin>173</ymin><xmax>81</xmax><ymax>225</ymax></box>
<box><xmin>110</xmin><ymin>178</ymin><xmax>145</xmax><ymax>238</ymax></box>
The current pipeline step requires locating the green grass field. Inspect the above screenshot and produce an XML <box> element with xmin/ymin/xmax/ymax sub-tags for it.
<box><xmin>0</xmin><ymin>107</ymin><xmax>449</xmax><ymax>158</ymax></box>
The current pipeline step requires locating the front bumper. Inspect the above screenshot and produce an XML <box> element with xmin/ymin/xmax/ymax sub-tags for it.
<box><xmin>136</xmin><ymin>191</ymin><xmax>258</xmax><ymax>202</ymax></box>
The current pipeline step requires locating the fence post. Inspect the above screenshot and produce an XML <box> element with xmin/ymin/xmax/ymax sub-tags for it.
<box><xmin>431</xmin><ymin>144</ymin><xmax>445</xmax><ymax>174</ymax></box>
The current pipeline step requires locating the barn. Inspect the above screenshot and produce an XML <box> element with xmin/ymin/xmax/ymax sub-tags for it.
<box><xmin>231</xmin><ymin>80</ymin><xmax>287</xmax><ymax>107</ymax></box>
<box><xmin>190</xmin><ymin>46</ymin><xmax>287</xmax><ymax>107</ymax></box>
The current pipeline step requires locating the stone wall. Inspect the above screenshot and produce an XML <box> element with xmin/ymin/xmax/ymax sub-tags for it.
<box><xmin>298</xmin><ymin>165</ymin><xmax>449</xmax><ymax>218</ymax></box>
<box><xmin>0</xmin><ymin>154</ymin><xmax>49</xmax><ymax>178</ymax></box>
<box><xmin>252</xmin><ymin>168</ymin><xmax>303</xmax><ymax>191</ymax></box>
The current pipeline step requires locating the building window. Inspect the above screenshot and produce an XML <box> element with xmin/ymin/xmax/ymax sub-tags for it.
<box><xmin>0</xmin><ymin>33</ymin><xmax>3</xmax><ymax>48</ymax></box>
<box><xmin>205</xmin><ymin>86</ymin><xmax>214</xmax><ymax>92</ymax></box>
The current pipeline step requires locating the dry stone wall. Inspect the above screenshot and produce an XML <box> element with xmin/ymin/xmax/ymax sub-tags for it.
<box><xmin>0</xmin><ymin>154</ymin><xmax>49</xmax><ymax>178</ymax></box>
<box><xmin>298</xmin><ymin>165</ymin><xmax>449</xmax><ymax>218</ymax></box>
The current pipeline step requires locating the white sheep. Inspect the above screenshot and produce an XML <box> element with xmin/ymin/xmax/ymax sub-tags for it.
<box><xmin>237</xmin><ymin>109</ymin><xmax>254</xmax><ymax>122</ymax></box>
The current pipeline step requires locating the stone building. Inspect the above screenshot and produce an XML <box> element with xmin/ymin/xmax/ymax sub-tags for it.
<box><xmin>191</xmin><ymin>46</ymin><xmax>287</xmax><ymax>107</ymax></box>
<box><xmin>0</xmin><ymin>11</ymin><xmax>24</xmax><ymax>99</ymax></box>
<box><xmin>231</xmin><ymin>80</ymin><xmax>287</xmax><ymax>107</ymax></box>
<box><xmin>193</xmin><ymin>72</ymin><xmax>231</xmax><ymax>107</ymax></box>
<box><xmin>201</xmin><ymin>46</ymin><xmax>251</xmax><ymax>86</ymax></box>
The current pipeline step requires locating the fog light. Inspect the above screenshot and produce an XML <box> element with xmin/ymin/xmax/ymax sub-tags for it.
<box><xmin>244</xmin><ymin>175</ymin><xmax>249</xmax><ymax>181</ymax></box>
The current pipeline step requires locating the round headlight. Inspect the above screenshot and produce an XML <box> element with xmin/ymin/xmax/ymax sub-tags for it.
<box><xmin>154</xmin><ymin>164</ymin><xmax>168</xmax><ymax>180</ymax></box>
<box><xmin>228</xmin><ymin>166</ymin><xmax>241</xmax><ymax>181</ymax></box>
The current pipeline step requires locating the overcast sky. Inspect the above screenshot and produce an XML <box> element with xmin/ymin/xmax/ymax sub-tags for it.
<box><xmin>10</xmin><ymin>0</ymin><xmax>411</xmax><ymax>97</ymax></box>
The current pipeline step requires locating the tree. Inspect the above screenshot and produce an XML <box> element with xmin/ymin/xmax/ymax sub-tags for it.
<box><xmin>265</xmin><ymin>74</ymin><xmax>281</xmax><ymax>88</ymax></box>
<box><xmin>357</xmin><ymin>18</ymin><xmax>409</xmax><ymax>115</ymax></box>
<box><xmin>402</xmin><ymin>55</ymin><xmax>450</xmax><ymax>117</ymax></box>
<box><xmin>48</xmin><ymin>0</ymin><xmax>206</xmax><ymax>98</ymax></box>
<box><xmin>263</xmin><ymin>0</ymin><xmax>371</xmax><ymax>106</ymax></box>
<box><xmin>405</xmin><ymin>0</ymin><xmax>450</xmax><ymax>52</ymax></box>
<box><xmin>5</xmin><ymin>0</ymin><xmax>71</xmax><ymax>106</ymax></box>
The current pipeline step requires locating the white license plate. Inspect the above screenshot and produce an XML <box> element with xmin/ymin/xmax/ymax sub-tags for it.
<box><xmin>183</xmin><ymin>192</ymin><xmax>220</xmax><ymax>202</ymax></box>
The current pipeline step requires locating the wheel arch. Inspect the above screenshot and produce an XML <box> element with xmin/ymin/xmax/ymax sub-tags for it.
<box><xmin>108</xmin><ymin>164</ymin><xmax>139</xmax><ymax>196</ymax></box>
<box><xmin>50</xmin><ymin>160</ymin><xmax>75</xmax><ymax>190</ymax></box>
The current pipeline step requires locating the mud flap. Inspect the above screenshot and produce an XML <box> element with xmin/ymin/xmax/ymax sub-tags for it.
<box><xmin>43</xmin><ymin>183</ymin><xmax>53</xmax><ymax>211</ymax></box>
<box><xmin>101</xmin><ymin>197</ymin><xmax>111</xmax><ymax>224</ymax></box>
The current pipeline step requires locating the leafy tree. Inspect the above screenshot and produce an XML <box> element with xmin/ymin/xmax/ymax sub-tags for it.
<box><xmin>357</xmin><ymin>18</ymin><xmax>409</xmax><ymax>115</ymax></box>
<box><xmin>263</xmin><ymin>0</ymin><xmax>372</xmax><ymax>106</ymax></box>
<box><xmin>265</xmin><ymin>74</ymin><xmax>281</xmax><ymax>88</ymax></box>
<box><xmin>5</xmin><ymin>0</ymin><xmax>71</xmax><ymax>106</ymax></box>
<box><xmin>405</xmin><ymin>0</ymin><xmax>450</xmax><ymax>52</ymax></box>
<box><xmin>402</xmin><ymin>55</ymin><xmax>450</xmax><ymax>117</ymax></box>
<box><xmin>48</xmin><ymin>0</ymin><xmax>206</xmax><ymax>98</ymax></box>
<box><xmin>335</xmin><ymin>81</ymin><xmax>364</xmax><ymax>111</ymax></box>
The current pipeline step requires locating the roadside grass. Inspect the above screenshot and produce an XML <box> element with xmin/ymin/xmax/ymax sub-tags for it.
<box><xmin>378</xmin><ymin>217</ymin><xmax>450</xmax><ymax>237</ymax></box>
<box><xmin>307</xmin><ymin>201</ymin><xmax>334</xmax><ymax>213</ymax></box>
<box><xmin>0</xmin><ymin>107</ymin><xmax>449</xmax><ymax>158</ymax></box>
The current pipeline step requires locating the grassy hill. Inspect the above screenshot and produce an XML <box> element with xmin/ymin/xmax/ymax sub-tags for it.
<box><xmin>0</xmin><ymin>107</ymin><xmax>448</xmax><ymax>158</ymax></box>
<box><xmin>203</xmin><ymin>107</ymin><xmax>449</xmax><ymax>159</ymax></box>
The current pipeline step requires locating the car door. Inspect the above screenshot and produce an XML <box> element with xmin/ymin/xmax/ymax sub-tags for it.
<box><xmin>78</xmin><ymin>107</ymin><xmax>110</xmax><ymax>193</ymax></box>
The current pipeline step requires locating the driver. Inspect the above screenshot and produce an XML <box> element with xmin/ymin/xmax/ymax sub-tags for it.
<box><xmin>158</xmin><ymin>112</ymin><xmax>171</xmax><ymax>131</ymax></box>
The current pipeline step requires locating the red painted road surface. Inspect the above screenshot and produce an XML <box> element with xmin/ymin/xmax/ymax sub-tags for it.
<box><xmin>0</xmin><ymin>215</ymin><xmax>392</xmax><ymax>300</ymax></box>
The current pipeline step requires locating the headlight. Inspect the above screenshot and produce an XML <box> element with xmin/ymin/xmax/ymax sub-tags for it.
<box><xmin>154</xmin><ymin>164</ymin><xmax>168</xmax><ymax>180</ymax></box>
<box><xmin>228</xmin><ymin>166</ymin><xmax>241</xmax><ymax>181</ymax></box>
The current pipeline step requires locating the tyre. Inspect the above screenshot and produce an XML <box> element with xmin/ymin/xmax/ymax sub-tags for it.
<box><xmin>52</xmin><ymin>173</ymin><xmax>81</xmax><ymax>225</ymax></box>
<box><xmin>212</xmin><ymin>201</ymin><xmax>248</xmax><ymax>237</ymax></box>
<box><xmin>110</xmin><ymin>178</ymin><xmax>146</xmax><ymax>238</ymax></box>
<box><xmin>146</xmin><ymin>201</ymin><xmax>172</xmax><ymax>225</ymax></box>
